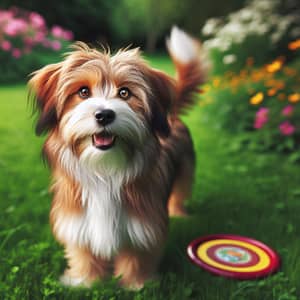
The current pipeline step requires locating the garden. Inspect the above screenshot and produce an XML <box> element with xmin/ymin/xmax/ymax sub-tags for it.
<box><xmin>0</xmin><ymin>1</ymin><xmax>300</xmax><ymax>299</ymax></box>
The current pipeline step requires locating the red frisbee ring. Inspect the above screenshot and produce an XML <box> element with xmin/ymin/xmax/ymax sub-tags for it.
<box><xmin>187</xmin><ymin>234</ymin><xmax>280</xmax><ymax>280</ymax></box>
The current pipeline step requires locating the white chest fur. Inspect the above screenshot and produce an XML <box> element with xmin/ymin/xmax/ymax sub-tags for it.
<box><xmin>55</xmin><ymin>178</ymin><xmax>156</xmax><ymax>259</ymax></box>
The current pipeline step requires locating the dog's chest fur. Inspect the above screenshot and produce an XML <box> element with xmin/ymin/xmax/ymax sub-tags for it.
<box><xmin>55</xmin><ymin>177</ymin><xmax>155</xmax><ymax>259</ymax></box>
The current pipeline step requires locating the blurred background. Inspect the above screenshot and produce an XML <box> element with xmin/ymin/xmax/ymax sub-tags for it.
<box><xmin>1</xmin><ymin>0</ymin><xmax>299</xmax><ymax>153</ymax></box>
<box><xmin>1</xmin><ymin>1</ymin><xmax>300</xmax><ymax>299</ymax></box>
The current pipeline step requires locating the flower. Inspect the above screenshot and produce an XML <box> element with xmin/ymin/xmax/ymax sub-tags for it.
<box><xmin>51</xmin><ymin>25</ymin><xmax>74</xmax><ymax>41</ymax></box>
<box><xmin>279</xmin><ymin>121</ymin><xmax>295</xmax><ymax>136</ymax></box>
<box><xmin>1</xmin><ymin>40</ymin><xmax>11</xmax><ymax>51</ymax></box>
<box><xmin>250</xmin><ymin>92</ymin><xmax>264</xmax><ymax>105</ymax></box>
<box><xmin>62</xmin><ymin>30</ymin><xmax>73</xmax><ymax>41</ymax></box>
<box><xmin>254</xmin><ymin>107</ymin><xmax>269</xmax><ymax>129</ymax></box>
<box><xmin>267</xmin><ymin>88</ymin><xmax>277</xmax><ymax>96</ymax></box>
<box><xmin>51</xmin><ymin>40</ymin><xmax>61</xmax><ymax>51</ymax></box>
<box><xmin>288</xmin><ymin>39</ymin><xmax>300</xmax><ymax>50</ymax></box>
<box><xmin>11</xmin><ymin>48</ymin><xmax>21</xmax><ymax>58</ymax></box>
<box><xmin>223</xmin><ymin>54</ymin><xmax>237</xmax><ymax>65</ymax></box>
<box><xmin>3</xmin><ymin>18</ymin><xmax>28</xmax><ymax>36</ymax></box>
<box><xmin>266</xmin><ymin>59</ymin><xmax>283</xmax><ymax>73</ymax></box>
<box><xmin>288</xmin><ymin>93</ymin><xmax>300</xmax><ymax>103</ymax></box>
<box><xmin>51</xmin><ymin>25</ymin><xmax>64</xmax><ymax>39</ymax></box>
<box><xmin>282</xmin><ymin>105</ymin><xmax>294</xmax><ymax>116</ymax></box>
<box><xmin>29</xmin><ymin>12</ymin><xmax>45</xmax><ymax>29</ymax></box>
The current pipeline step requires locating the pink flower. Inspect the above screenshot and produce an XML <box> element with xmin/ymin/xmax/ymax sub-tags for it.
<box><xmin>29</xmin><ymin>12</ymin><xmax>45</xmax><ymax>29</ymax></box>
<box><xmin>1</xmin><ymin>40</ymin><xmax>12</xmax><ymax>51</ymax></box>
<box><xmin>51</xmin><ymin>25</ymin><xmax>64</xmax><ymax>39</ymax></box>
<box><xmin>0</xmin><ymin>10</ymin><xmax>14</xmax><ymax>23</ymax></box>
<box><xmin>254</xmin><ymin>107</ymin><xmax>269</xmax><ymax>129</ymax></box>
<box><xmin>282</xmin><ymin>105</ymin><xmax>294</xmax><ymax>116</ymax></box>
<box><xmin>4</xmin><ymin>18</ymin><xmax>28</xmax><ymax>36</ymax></box>
<box><xmin>62</xmin><ymin>30</ymin><xmax>74</xmax><ymax>41</ymax></box>
<box><xmin>12</xmin><ymin>48</ymin><xmax>22</xmax><ymax>58</ymax></box>
<box><xmin>51</xmin><ymin>25</ymin><xmax>73</xmax><ymax>41</ymax></box>
<box><xmin>279</xmin><ymin>121</ymin><xmax>295</xmax><ymax>136</ymax></box>
<box><xmin>51</xmin><ymin>40</ymin><xmax>61</xmax><ymax>51</ymax></box>
<box><xmin>33</xmin><ymin>31</ymin><xmax>46</xmax><ymax>43</ymax></box>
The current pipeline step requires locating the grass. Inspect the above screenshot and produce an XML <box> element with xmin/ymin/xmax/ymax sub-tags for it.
<box><xmin>0</xmin><ymin>56</ymin><xmax>299</xmax><ymax>299</ymax></box>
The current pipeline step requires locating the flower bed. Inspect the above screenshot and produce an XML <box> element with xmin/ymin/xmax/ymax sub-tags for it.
<box><xmin>200</xmin><ymin>49</ymin><xmax>300</xmax><ymax>159</ymax></box>
<box><xmin>0</xmin><ymin>7</ymin><xmax>73</xmax><ymax>83</ymax></box>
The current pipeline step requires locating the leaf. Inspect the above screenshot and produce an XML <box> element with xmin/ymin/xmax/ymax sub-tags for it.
<box><xmin>288</xmin><ymin>151</ymin><xmax>300</xmax><ymax>163</ymax></box>
<box><xmin>286</xmin><ymin>223</ymin><xmax>294</xmax><ymax>234</ymax></box>
<box><xmin>275</xmin><ymin>202</ymin><xmax>285</xmax><ymax>210</ymax></box>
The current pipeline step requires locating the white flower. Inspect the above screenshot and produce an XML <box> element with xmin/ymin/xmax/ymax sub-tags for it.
<box><xmin>239</xmin><ymin>8</ymin><xmax>253</xmax><ymax>22</ymax></box>
<box><xmin>202</xmin><ymin>18</ymin><xmax>222</xmax><ymax>36</ymax></box>
<box><xmin>223</xmin><ymin>54</ymin><xmax>237</xmax><ymax>65</ymax></box>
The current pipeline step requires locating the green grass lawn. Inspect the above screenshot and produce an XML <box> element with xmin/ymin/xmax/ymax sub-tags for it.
<box><xmin>0</xmin><ymin>57</ymin><xmax>300</xmax><ymax>299</ymax></box>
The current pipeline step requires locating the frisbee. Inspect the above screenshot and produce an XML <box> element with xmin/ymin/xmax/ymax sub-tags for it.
<box><xmin>187</xmin><ymin>234</ymin><xmax>280</xmax><ymax>280</ymax></box>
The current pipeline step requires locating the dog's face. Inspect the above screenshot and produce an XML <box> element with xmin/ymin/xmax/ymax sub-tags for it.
<box><xmin>30</xmin><ymin>43</ymin><xmax>175</xmax><ymax>178</ymax></box>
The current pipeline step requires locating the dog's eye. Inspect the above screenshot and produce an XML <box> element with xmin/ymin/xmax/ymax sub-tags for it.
<box><xmin>118</xmin><ymin>87</ymin><xmax>131</xmax><ymax>100</ymax></box>
<box><xmin>78</xmin><ymin>86</ymin><xmax>90</xmax><ymax>99</ymax></box>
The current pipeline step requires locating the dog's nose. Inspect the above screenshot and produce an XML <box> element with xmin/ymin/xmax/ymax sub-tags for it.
<box><xmin>95</xmin><ymin>109</ymin><xmax>116</xmax><ymax>126</ymax></box>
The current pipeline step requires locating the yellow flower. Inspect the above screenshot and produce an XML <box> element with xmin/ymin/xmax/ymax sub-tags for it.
<box><xmin>288</xmin><ymin>93</ymin><xmax>300</xmax><ymax>103</ymax></box>
<box><xmin>212</xmin><ymin>78</ymin><xmax>221</xmax><ymax>88</ymax></box>
<box><xmin>266</xmin><ymin>60</ymin><xmax>283</xmax><ymax>73</ymax></box>
<box><xmin>250</xmin><ymin>92</ymin><xmax>264</xmax><ymax>105</ymax></box>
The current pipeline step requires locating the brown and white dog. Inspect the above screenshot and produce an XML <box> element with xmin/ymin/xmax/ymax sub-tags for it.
<box><xmin>29</xmin><ymin>27</ymin><xmax>206</xmax><ymax>289</ymax></box>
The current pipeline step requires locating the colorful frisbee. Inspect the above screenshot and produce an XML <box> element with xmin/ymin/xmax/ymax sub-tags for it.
<box><xmin>187</xmin><ymin>234</ymin><xmax>280</xmax><ymax>280</ymax></box>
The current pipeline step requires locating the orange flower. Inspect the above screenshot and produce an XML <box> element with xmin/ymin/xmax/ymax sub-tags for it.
<box><xmin>251</xmin><ymin>71</ymin><xmax>264</xmax><ymax>82</ymax></box>
<box><xmin>288</xmin><ymin>39</ymin><xmax>300</xmax><ymax>51</ymax></box>
<box><xmin>267</xmin><ymin>88</ymin><xmax>277</xmax><ymax>96</ymax></box>
<box><xmin>265</xmin><ymin>79</ymin><xmax>278</xmax><ymax>87</ymax></box>
<box><xmin>266</xmin><ymin>60</ymin><xmax>283</xmax><ymax>73</ymax></box>
<box><xmin>250</xmin><ymin>92</ymin><xmax>264</xmax><ymax>105</ymax></box>
<box><xmin>288</xmin><ymin>93</ymin><xmax>300</xmax><ymax>103</ymax></box>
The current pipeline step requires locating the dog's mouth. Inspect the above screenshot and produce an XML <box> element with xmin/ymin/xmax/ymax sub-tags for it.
<box><xmin>92</xmin><ymin>132</ymin><xmax>116</xmax><ymax>150</ymax></box>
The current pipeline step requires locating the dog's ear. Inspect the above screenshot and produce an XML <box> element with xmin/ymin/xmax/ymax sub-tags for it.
<box><xmin>29</xmin><ymin>62</ymin><xmax>62</xmax><ymax>135</ymax></box>
<box><xmin>147</xmin><ymin>69</ymin><xmax>176</xmax><ymax>138</ymax></box>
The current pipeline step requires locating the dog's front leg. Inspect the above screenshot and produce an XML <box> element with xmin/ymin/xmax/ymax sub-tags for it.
<box><xmin>114</xmin><ymin>247</ymin><xmax>161</xmax><ymax>290</ymax></box>
<box><xmin>60</xmin><ymin>244</ymin><xmax>108</xmax><ymax>287</ymax></box>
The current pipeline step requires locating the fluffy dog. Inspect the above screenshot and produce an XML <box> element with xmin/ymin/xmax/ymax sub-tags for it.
<box><xmin>29</xmin><ymin>27</ymin><xmax>206</xmax><ymax>289</ymax></box>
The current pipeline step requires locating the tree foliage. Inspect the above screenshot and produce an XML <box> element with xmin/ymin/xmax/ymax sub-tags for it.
<box><xmin>0</xmin><ymin>0</ymin><xmax>246</xmax><ymax>51</ymax></box>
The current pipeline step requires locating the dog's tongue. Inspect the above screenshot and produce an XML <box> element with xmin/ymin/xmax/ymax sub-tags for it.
<box><xmin>93</xmin><ymin>133</ymin><xmax>115</xmax><ymax>147</ymax></box>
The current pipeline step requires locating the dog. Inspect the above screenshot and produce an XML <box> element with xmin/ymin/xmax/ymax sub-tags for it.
<box><xmin>29</xmin><ymin>26</ymin><xmax>206</xmax><ymax>289</ymax></box>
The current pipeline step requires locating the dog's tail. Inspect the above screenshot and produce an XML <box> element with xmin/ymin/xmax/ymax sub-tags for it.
<box><xmin>167</xmin><ymin>26</ymin><xmax>209</xmax><ymax>114</ymax></box>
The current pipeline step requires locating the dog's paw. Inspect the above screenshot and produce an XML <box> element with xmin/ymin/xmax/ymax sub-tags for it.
<box><xmin>59</xmin><ymin>273</ymin><xmax>91</xmax><ymax>288</ymax></box>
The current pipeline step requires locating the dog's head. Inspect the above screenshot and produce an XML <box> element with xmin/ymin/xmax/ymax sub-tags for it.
<box><xmin>29</xmin><ymin>43</ymin><xmax>175</xmax><ymax>178</ymax></box>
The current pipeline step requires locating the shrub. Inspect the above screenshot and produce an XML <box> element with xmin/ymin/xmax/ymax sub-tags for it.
<box><xmin>0</xmin><ymin>7</ymin><xmax>73</xmax><ymax>83</ymax></box>
<box><xmin>201</xmin><ymin>0</ymin><xmax>300</xmax><ymax>75</ymax></box>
